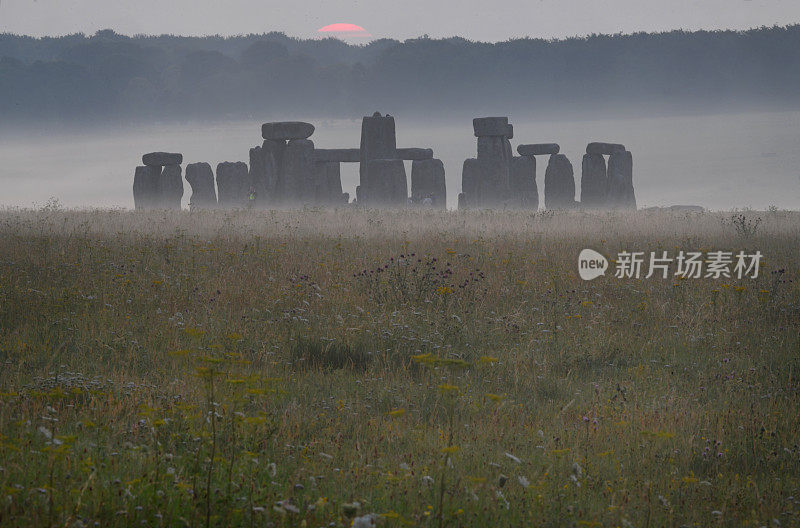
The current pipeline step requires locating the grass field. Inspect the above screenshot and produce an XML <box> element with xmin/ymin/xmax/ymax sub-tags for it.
<box><xmin>0</xmin><ymin>207</ymin><xmax>798</xmax><ymax>527</ymax></box>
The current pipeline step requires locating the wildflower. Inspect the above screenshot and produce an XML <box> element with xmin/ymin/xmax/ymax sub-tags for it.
<box><xmin>478</xmin><ymin>356</ymin><xmax>499</xmax><ymax>365</ymax></box>
<box><xmin>387</xmin><ymin>408</ymin><xmax>405</xmax><ymax>417</ymax></box>
<box><xmin>441</xmin><ymin>445</ymin><xmax>460</xmax><ymax>454</ymax></box>
<box><xmin>437</xmin><ymin>384</ymin><xmax>459</xmax><ymax>393</ymax></box>
<box><xmin>518</xmin><ymin>475</ymin><xmax>530</xmax><ymax>488</ymax></box>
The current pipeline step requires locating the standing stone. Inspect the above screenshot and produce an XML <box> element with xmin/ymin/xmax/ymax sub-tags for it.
<box><xmin>411</xmin><ymin>158</ymin><xmax>446</xmax><ymax>209</ymax></box>
<box><xmin>580</xmin><ymin>153</ymin><xmax>608</xmax><ymax>208</ymax></box>
<box><xmin>262</xmin><ymin>139</ymin><xmax>285</xmax><ymax>201</ymax></box>
<box><xmin>457</xmin><ymin>193</ymin><xmax>467</xmax><ymax>210</ymax></box>
<box><xmin>143</xmin><ymin>152</ymin><xmax>182</xmax><ymax>167</ymax></box>
<box><xmin>461</xmin><ymin>158</ymin><xmax>509</xmax><ymax>208</ymax></box>
<box><xmin>159</xmin><ymin>165</ymin><xmax>183</xmax><ymax>210</ymax></box>
<box><xmin>544</xmin><ymin>154</ymin><xmax>576</xmax><ymax>210</ymax></box>
<box><xmin>133</xmin><ymin>165</ymin><xmax>160</xmax><ymax>210</ymax></box>
<box><xmin>250</xmin><ymin>146</ymin><xmax>278</xmax><ymax>207</ymax></box>
<box><xmin>359</xmin><ymin>113</ymin><xmax>397</xmax><ymax>200</ymax></box>
<box><xmin>364</xmin><ymin>159</ymin><xmax>407</xmax><ymax>207</ymax></box>
<box><xmin>283</xmin><ymin>139</ymin><xmax>316</xmax><ymax>204</ymax></box>
<box><xmin>607</xmin><ymin>151</ymin><xmax>636</xmax><ymax>210</ymax></box>
<box><xmin>216</xmin><ymin>162</ymin><xmax>249</xmax><ymax>208</ymax></box>
<box><xmin>313</xmin><ymin>161</ymin><xmax>345</xmax><ymax>206</ymax></box>
<box><xmin>185</xmin><ymin>162</ymin><xmax>217</xmax><ymax>209</ymax></box>
<box><xmin>509</xmin><ymin>156</ymin><xmax>538</xmax><ymax>210</ymax></box>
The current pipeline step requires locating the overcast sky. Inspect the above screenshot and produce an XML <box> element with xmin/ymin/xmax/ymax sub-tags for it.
<box><xmin>1</xmin><ymin>0</ymin><xmax>799</xmax><ymax>41</ymax></box>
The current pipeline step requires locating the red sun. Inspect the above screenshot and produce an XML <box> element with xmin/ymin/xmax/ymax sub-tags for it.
<box><xmin>317</xmin><ymin>23</ymin><xmax>372</xmax><ymax>39</ymax></box>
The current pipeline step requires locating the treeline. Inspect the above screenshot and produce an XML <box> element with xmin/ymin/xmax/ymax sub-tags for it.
<box><xmin>1</xmin><ymin>26</ymin><xmax>799</xmax><ymax>123</ymax></box>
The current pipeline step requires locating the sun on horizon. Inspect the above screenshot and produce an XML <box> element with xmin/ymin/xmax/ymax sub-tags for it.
<box><xmin>317</xmin><ymin>23</ymin><xmax>372</xmax><ymax>41</ymax></box>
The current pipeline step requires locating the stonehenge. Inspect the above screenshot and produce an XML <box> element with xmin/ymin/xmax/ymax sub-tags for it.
<box><xmin>132</xmin><ymin>115</ymin><xmax>636</xmax><ymax>212</ymax></box>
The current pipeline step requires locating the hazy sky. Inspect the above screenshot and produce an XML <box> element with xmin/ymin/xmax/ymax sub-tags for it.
<box><xmin>1</xmin><ymin>0</ymin><xmax>799</xmax><ymax>41</ymax></box>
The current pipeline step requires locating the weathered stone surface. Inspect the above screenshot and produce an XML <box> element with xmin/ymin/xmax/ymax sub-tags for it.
<box><xmin>544</xmin><ymin>154</ymin><xmax>576</xmax><ymax>209</ymax></box>
<box><xmin>506</xmin><ymin>124</ymin><xmax>514</xmax><ymax>140</ymax></box>
<box><xmin>142</xmin><ymin>152</ymin><xmax>182</xmax><ymax>167</ymax></box>
<box><xmin>216</xmin><ymin>162</ymin><xmax>249</xmax><ymax>208</ymax></box>
<box><xmin>133</xmin><ymin>165</ymin><xmax>160</xmax><ymax>210</ymax></box>
<box><xmin>159</xmin><ymin>165</ymin><xmax>184</xmax><ymax>210</ymax></box>
<box><xmin>509</xmin><ymin>156</ymin><xmax>538</xmax><ymax>210</ymax></box>
<box><xmin>607</xmin><ymin>151</ymin><xmax>636</xmax><ymax>210</ymax></box>
<box><xmin>477</xmin><ymin>136</ymin><xmax>511</xmax><ymax>161</ymax></box>
<box><xmin>580</xmin><ymin>153</ymin><xmax>607</xmax><ymax>208</ymax></box>
<box><xmin>359</xmin><ymin>113</ymin><xmax>397</xmax><ymax>196</ymax></box>
<box><xmin>315</xmin><ymin>148</ymin><xmax>360</xmax><ymax>163</ymax></box>
<box><xmin>249</xmin><ymin>146</ymin><xmax>278</xmax><ymax>207</ymax></box>
<box><xmin>283</xmin><ymin>139</ymin><xmax>316</xmax><ymax>203</ymax></box>
<box><xmin>517</xmin><ymin>143</ymin><xmax>560</xmax><ymax>156</ymax></box>
<box><xmin>262</xmin><ymin>139</ymin><xmax>286</xmax><ymax>201</ymax></box>
<box><xmin>586</xmin><ymin>142</ymin><xmax>626</xmax><ymax>155</ymax></box>
<box><xmin>363</xmin><ymin>159</ymin><xmax>407</xmax><ymax>207</ymax></box>
<box><xmin>396</xmin><ymin>148</ymin><xmax>433</xmax><ymax>161</ymax></box>
<box><xmin>313</xmin><ymin>161</ymin><xmax>345</xmax><ymax>205</ymax></box>
<box><xmin>261</xmin><ymin>121</ymin><xmax>315</xmax><ymax>141</ymax></box>
<box><xmin>461</xmin><ymin>157</ymin><xmax>509</xmax><ymax>208</ymax></box>
<box><xmin>185</xmin><ymin>162</ymin><xmax>217</xmax><ymax>209</ymax></box>
<box><xmin>411</xmin><ymin>158</ymin><xmax>446</xmax><ymax>209</ymax></box>
<box><xmin>473</xmin><ymin>117</ymin><xmax>509</xmax><ymax>137</ymax></box>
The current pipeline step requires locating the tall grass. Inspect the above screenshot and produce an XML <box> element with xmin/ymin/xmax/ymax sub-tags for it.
<box><xmin>0</xmin><ymin>207</ymin><xmax>798</xmax><ymax>527</ymax></box>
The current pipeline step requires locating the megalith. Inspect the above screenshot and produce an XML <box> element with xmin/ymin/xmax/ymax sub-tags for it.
<box><xmin>359</xmin><ymin>113</ymin><xmax>398</xmax><ymax>205</ymax></box>
<box><xmin>580</xmin><ymin>153</ymin><xmax>608</xmax><ymax>208</ymax></box>
<box><xmin>133</xmin><ymin>166</ymin><xmax>161</xmax><ymax>210</ymax></box>
<box><xmin>544</xmin><ymin>154</ymin><xmax>576</xmax><ymax>209</ymax></box>
<box><xmin>261</xmin><ymin>122</ymin><xmax>315</xmax><ymax>141</ymax></box>
<box><xmin>185</xmin><ymin>162</ymin><xmax>217</xmax><ymax>209</ymax></box>
<box><xmin>216</xmin><ymin>162</ymin><xmax>249</xmax><ymax>208</ymax></box>
<box><xmin>364</xmin><ymin>159</ymin><xmax>407</xmax><ymax>207</ymax></box>
<box><xmin>510</xmin><ymin>156</ymin><xmax>538</xmax><ymax>210</ymax></box>
<box><xmin>607</xmin><ymin>151</ymin><xmax>636</xmax><ymax>210</ymax></box>
<box><xmin>283</xmin><ymin>139</ymin><xmax>316</xmax><ymax>204</ymax></box>
<box><xmin>159</xmin><ymin>164</ymin><xmax>184</xmax><ymax>210</ymax></box>
<box><xmin>411</xmin><ymin>158</ymin><xmax>446</xmax><ymax>208</ymax></box>
<box><xmin>142</xmin><ymin>152</ymin><xmax>183</xmax><ymax>167</ymax></box>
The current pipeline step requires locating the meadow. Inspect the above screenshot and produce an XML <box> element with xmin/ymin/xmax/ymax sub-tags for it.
<box><xmin>0</xmin><ymin>207</ymin><xmax>798</xmax><ymax>527</ymax></box>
